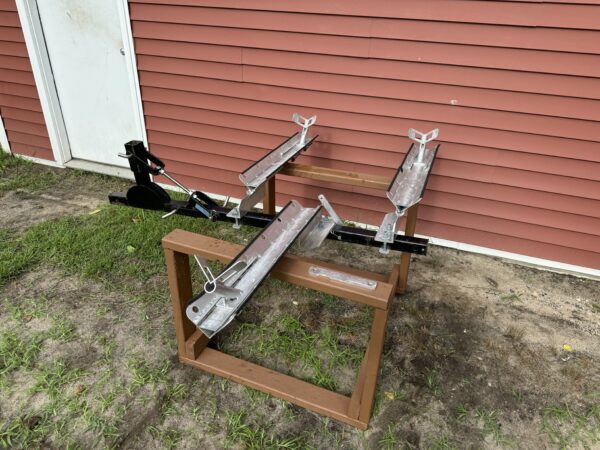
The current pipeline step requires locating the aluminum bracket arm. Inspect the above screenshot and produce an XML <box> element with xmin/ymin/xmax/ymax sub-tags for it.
<box><xmin>375</xmin><ymin>128</ymin><xmax>440</xmax><ymax>254</ymax></box>
<box><xmin>187</xmin><ymin>200</ymin><xmax>322</xmax><ymax>338</ymax></box>
<box><xmin>227</xmin><ymin>113</ymin><xmax>318</xmax><ymax>228</ymax></box>
<box><xmin>296</xmin><ymin>194</ymin><xmax>344</xmax><ymax>249</ymax></box>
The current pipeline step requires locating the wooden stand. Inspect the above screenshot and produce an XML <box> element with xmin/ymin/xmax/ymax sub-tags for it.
<box><xmin>162</xmin><ymin>163</ymin><xmax>421</xmax><ymax>429</ymax></box>
<box><xmin>278</xmin><ymin>162</ymin><xmax>419</xmax><ymax>295</ymax></box>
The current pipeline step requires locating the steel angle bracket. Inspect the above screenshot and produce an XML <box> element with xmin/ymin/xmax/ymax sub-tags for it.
<box><xmin>375</xmin><ymin>128</ymin><xmax>440</xmax><ymax>254</ymax></box>
<box><xmin>227</xmin><ymin>113</ymin><xmax>318</xmax><ymax>227</ymax></box>
<box><xmin>187</xmin><ymin>200</ymin><xmax>322</xmax><ymax>339</ymax></box>
<box><xmin>297</xmin><ymin>194</ymin><xmax>344</xmax><ymax>250</ymax></box>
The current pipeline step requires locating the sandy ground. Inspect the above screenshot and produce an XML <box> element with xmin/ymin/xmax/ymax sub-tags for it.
<box><xmin>0</xmin><ymin>162</ymin><xmax>598</xmax><ymax>449</ymax></box>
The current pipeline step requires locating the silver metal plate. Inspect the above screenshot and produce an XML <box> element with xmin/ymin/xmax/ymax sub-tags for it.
<box><xmin>374</xmin><ymin>211</ymin><xmax>402</xmax><ymax>245</ymax></box>
<box><xmin>387</xmin><ymin>144</ymin><xmax>436</xmax><ymax>211</ymax></box>
<box><xmin>297</xmin><ymin>216</ymin><xmax>336</xmax><ymax>250</ymax></box>
<box><xmin>240</xmin><ymin>132</ymin><xmax>316</xmax><ymax>191</ymax></box>
<box><xmin>226</xmin><ymin>182</ymin><xmax>266</xmax><ymax>221</ymax></box>
<box><xmin>308</xmin><ymin>266</ymin><xmax>377</xmax><ymax>291</ymax></box>
<box><xmin>186</xmin><ymin>200</ymin><xmax>321</xmax><ymax>338</ymax></box>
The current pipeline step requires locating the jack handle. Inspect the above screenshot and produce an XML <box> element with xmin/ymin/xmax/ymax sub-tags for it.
<box><xmin>119</xmin><ymin>146</ymin><xmax>165</xmax><ymax>176</ymax></box>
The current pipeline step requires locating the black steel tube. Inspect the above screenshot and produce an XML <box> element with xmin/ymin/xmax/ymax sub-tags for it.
<box><xmin>109</xmin><ymin>192</ymin><xmax>429</xmax><ymax>255</ymax></box>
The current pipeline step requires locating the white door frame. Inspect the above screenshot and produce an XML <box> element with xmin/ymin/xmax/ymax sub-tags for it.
<box><xmin>0</xmin><ymin>112</ymin><xmax>11</xmax><ymax>155</ymax></box>
<box><xmin>14</xmin><ymin>0</ymin><xmax>147</xmax><ymax>172</ymax></box>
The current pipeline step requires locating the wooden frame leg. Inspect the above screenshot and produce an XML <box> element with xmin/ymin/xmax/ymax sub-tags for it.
<box><xmin>397</xmin><ymin>205</ymin><xmax>419</xmax><ymax>294</ymax></box>
<box><xmin>164</xmin><ymin>249</ymin><xmax>209</xmax><ymax>359</ymax></box>
<box><xmin>263</xmin><ymin>177</ymin><xmax>276</xmax><ymax>215</ymax></box>
<box><xmin>348</xmin><ymin>264</ymin><xmax>399</xmax><ymax>421</ymax></box>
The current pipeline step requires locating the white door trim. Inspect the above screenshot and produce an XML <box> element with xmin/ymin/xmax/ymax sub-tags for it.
<box><xmin>117</xmin><ymin>0</ymin><xmax>148</xmax><ymax>147</ymax></box>
<box><xmin>15</xmin><ymin>0</ymin><xmax>70</xmax><ymax>166</ymax></box>
<box><xmin>0</xmin><ymin>112</ymin><xmax>11</xmax><ymax>154</ymax></box>
<box><xmin>14</xmin><ymin>0</ymin><xmax>147</xmax><ymax>168</ymax></box>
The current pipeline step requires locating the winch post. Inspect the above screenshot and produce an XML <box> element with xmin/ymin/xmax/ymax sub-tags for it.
<box><xmin>125</xmin><ymin>140</ymin><xmax>153</xmax><ymax>186</ymax></box>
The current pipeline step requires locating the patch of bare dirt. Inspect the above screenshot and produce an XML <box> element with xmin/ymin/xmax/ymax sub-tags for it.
<box><xmin>1</xmin><ymin>190</ymin><xmax>102</xmax><ymax>233</ymax></box>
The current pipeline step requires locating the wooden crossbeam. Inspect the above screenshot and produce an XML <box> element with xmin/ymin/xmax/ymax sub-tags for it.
<box><xmin>280</xmin><ymin>163</ymin><xmax>390</xmax><ymax>190</ymax></box>
<box><xmin>163</xmin><ymin>230</ymin><xmax>393</xmax><ymax>310</ymax></box>
<box><xmin>162</xmin><ymin>229</ymin><xmax>400</xmax><ymax>429</ymax></box>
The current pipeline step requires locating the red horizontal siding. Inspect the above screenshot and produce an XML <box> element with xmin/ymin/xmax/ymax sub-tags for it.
<box><xmin>130</xmin><ymin>1</ymin><xmax>600</xmax><ymax>269</ymax></box>
<box><xmin>0</xmin><ymin>2</ymin><xmax>52</xmax><ymax>161</ymax></box>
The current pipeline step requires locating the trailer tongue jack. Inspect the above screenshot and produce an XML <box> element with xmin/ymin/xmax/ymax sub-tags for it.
<box><xmin>117</xmin><ymin>140</ymin><xmax>219</xmax><ymax>218</ymax></box>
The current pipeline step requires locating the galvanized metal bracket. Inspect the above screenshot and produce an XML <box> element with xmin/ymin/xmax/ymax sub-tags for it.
<box><xmin>297</xmin><ymin>194</ymin><xmax>344</xmax><ymax>249</ymax></box>
<box><xmin>227</xmin><ymin>114</ymin><xmax>318</xmax><ymax>227</ymax></box>
<box><xmin>375</xmin><ymin>128</ymin><xmax>440</xmax><ymax>254</ymax></box>
<box><xmin>308</xmin><ymin>265</ymin><xmax>377</xmax><ymax>291</ymax></box>
<box><xmin>187</xmin><ymin>200</ymin><xmax>322</xmax><ymax>338</ymax></box>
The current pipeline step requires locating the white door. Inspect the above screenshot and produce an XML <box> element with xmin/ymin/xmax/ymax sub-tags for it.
<box><xmin>36</xmin><ymin>0</ymin><xmax>143</xmax><ymax>167</ymax></box>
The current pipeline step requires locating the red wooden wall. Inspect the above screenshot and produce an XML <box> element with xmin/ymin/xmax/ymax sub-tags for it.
<box><xmin>0</xmin><ymin>0</ymin><xmax>52</xmax><ymax>161</ymax></box>
<box><xmin>128</xmin><ymin>0</ymin><xmax>600</xmax><ymax>270</ymax></box>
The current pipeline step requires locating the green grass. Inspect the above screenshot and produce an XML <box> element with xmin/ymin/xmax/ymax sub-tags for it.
<box><xmin>0</xmin><ymin>204</ymin><xmax>232</xmax><ymax>289</ymax></box>
<box><xmin>228</xmin><ymin>313</ymin><xmax>363</xmax><ymax>391</ymax></box>
<box><xmin>0</xmin><ymin>152</ymin><xmax>59</xmax><ymax>196</ymax></box>
<box><xmin>161</xmin><ymin>382</ymin><xmax>188</xmax><ymax>417</ymax></box>
<box><xmin>542</xmin><ymin>403</ymin><xmax>600</xmax><ymax>449</ymax></box>
<box><xmin>474</xmin><ymin>408</ymin><xmax>512</xmax><ymax>446</ymax></box>
<box><xmin>6</xmin><ymin>296</ymin><xmax>49</xmax><ymax>322</ymax></box>
<box><xmin>0</xmin><ymin>413</ymin><xmax>52</xmax><ymax>449</ymax></box>
<box><xmin>455</xmin><ymin>403</ymin><xmax>469</xmax><ymax>421</ymax></box>
<box><xmin>127</xmin><ymin>357</ymin><xmax>170</xmax><ymax>393</ymax></box>
<box><xmin>425</xmin><ymin>369</ymin><xmax>441</xmax><ymax>395</ymax></box>
<box><xmin>48</xmin><ymin>318</ymin><xmax>78</xmax><ymax>342</ymax></box>
<box><xmin>225</xmin><ymin>410</ymin><xmax>304</xmax><ymax>450</ymax></box>
<box><xmin>30</xmin><ymin>360</ymin><xmax>86</xmax><ymax>398</ymax></box>
<box><xmin>96</xmin><ymin>336</ymin><xmax>117</xmax><ymax>364</ymax></box>
<box><xmin>0</xmin><ymin>330</ymin><xmax>43</xmax><ymax>385</ymax></box>
<box><xmin>147</xmin><ymin>426</ymin><xmax>183</xmax><ymax>450</ymax></box>
<box><xmin>378</xmin><ymin>425</ymin><xmax>399</xmax><ymax>450</ymax></box>
<box><xmin>430</xmin><ymin>436</ymin><xmax>457</xmax><ymax>450</ymax></box>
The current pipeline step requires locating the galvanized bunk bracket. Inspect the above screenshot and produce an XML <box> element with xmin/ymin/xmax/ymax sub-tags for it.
<box><xmin>186</xmin><ymin>200</ymin><xmax>322</xmax><ymax>338</ymax></box>
<box><xmin>297</xmin><ymin>194</ymin><xmax>344</xmax><ymax>250</ymax></box>
<box><xmin>375</xmin><ymin>128</ymin><xmax>440</xmax><ymax>254</ymax></box>
<box><xmin>227</xmin><ymin>113</ymin><xmax>318</xmax><ymax>225</ymax></box>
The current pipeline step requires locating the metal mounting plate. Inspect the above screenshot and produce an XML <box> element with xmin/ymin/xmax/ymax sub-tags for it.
<box><xmin>308</xmin><ymin>266</ymin><xmax>378</xmax><ymax>291</ymax></box>
<box><xmin>186</xmin><ymin>200</ymin><xmax>321</xmax><ymax>338</ymax></box>
<box><xmin>227</xmin><ymin>132</ymin><xmax>317</xmax><ymax>224</ymax></box>
<box><xmin>374</xmin><ymin>211</ymin><xmax>402</xmax><ymax>245</ymax></box>
<box><xmin>386</xmin><ymin>143</ymin><xmax>438</xmax><ymax>212</ymax></box>
<box><xmin>297</xmin><ymin>216</ymin><xmax>337</xmax><ymax>250</ymax></box>
<box><xmin>240</xmin><ymin>132</ymin><xmax>317</xmax><ymax>192</ymax></box>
